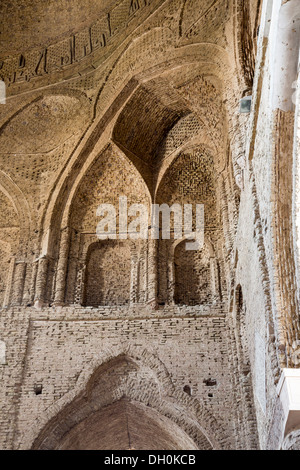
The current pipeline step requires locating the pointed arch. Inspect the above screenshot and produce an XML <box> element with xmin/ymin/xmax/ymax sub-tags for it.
<box><xmin>38</xmin><ymin>43</ymin><xmax>231</xmax><ymax>260</ymax></box>
<box><xmin>29</xmin><ymin>347</ymin><xmax>232</xmax><ymax>450</ymax></box>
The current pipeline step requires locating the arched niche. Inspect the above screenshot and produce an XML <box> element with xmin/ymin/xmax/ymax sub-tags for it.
<box><xmin>174</xmin><ymin>240</ymin><xmax>212</xmax><ymax>307</ymax></box>
<box><xmin>40</xmin><ymin>45</ymin><xmax>231</xmax><ymax>256</ymax></box>
<box><xmin>83</xmin><ymin>240</ymin><xmax>131</xmax><ymax>307</ymax></box>
<box><xmin>61</xmin><ymin>144</ymin><xmax>150</xmax><ymax>306</ymax></box>
<box><xmin>31</xmin><ymin>354</ymin><xmax>222</xmax><ymax>450</ymax></box>
<box><xmin>39</xmin><ymin>46</ymin><xmax>231</xmax><ymax>285</ymax></box>
<box><xmin>155</xmin><ymin>146</ymin><xmax>222</xmax><ymax>306</ymax></box>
